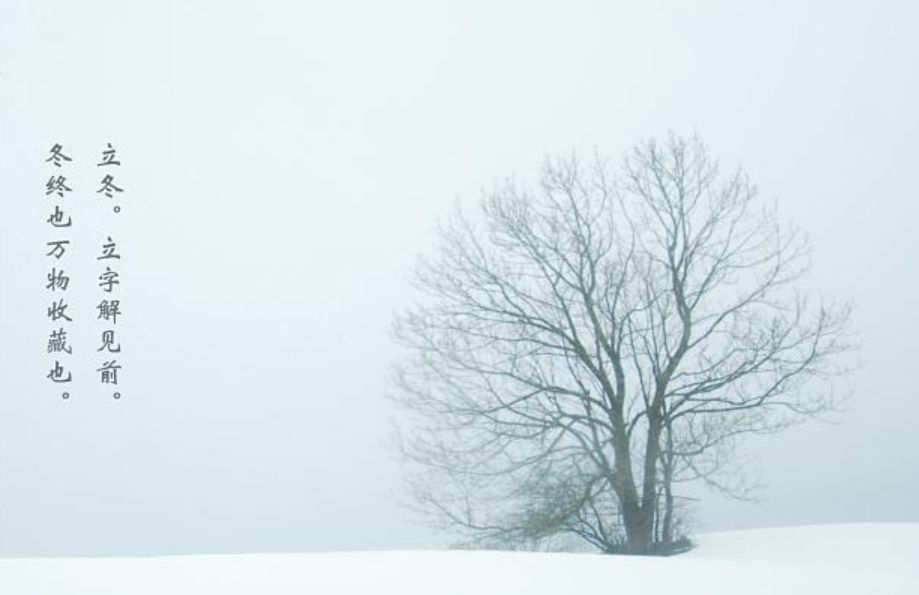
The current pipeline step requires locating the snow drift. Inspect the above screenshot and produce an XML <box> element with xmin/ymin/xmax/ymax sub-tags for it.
<box><xmin>1</xmin><ymin>524</ymin><xmax>915</xmax><ymax>594</ymax></box>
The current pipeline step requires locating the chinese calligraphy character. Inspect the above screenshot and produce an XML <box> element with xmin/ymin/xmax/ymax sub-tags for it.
<box><xmin>96</xmin><ymin>174</ymin><xmax>123</xmax><ymax>198</ymax></box>
<box><xmin>96</xmin><ymin>360</ymin><xmax>121</xmax><ymax>384</ymax></box>
<box><xmin>46</xmin><ymin>268</ymin><xmax>71</xmax><ymax>291</ymax></box>
<box><xmin>97</xmin><ymin>330</ymin><xmax>121</xmax><ymax>353</ymax></box>
<box><xmin>97</xmin><ymin>299</ymin><xmax>121</xmax><ymax>324</ymax></box>
<box><xmin>47</xmin><ymin>298</ymin><xmax>73</xmax><ymax>322</ymax></box>
<box><xmin>98</xmin><ymin>267</ymin><xmax>120</xmax><ymax>292</ymax></box>
<box><xmin>45</xmin><ymin>239</ymin><xmax>70</xmax><ymax>259</ymax></box>
<box><xmin>46</xmin><ymin>205</ymin><xmax>73</xmax><ymax>228</ymax></box>
<box><xmin>45</xmin><ymin>144</ymin><xmax>73</xmax><ymax>167</ymax></box>
<box><xmin>96</xmin><ymin>143</ymin><xmax>121</xmax><ymax>167</ymax></box>
<box><xmin>45</xmin><ymin>175</ymin><xmax>72</xmax><ymax>197</ymax></box>
<box><xmin>48</xmin><ymin>328</ymin><xmax>73</xmax><ymax>354</ymax></box>
<box><xmin>47</xmin><ymin>360</ymin><xmax>73</xmax><ymax>383</ymax></box>
<box><xmin>97</xmin><ymin>236</ymin><xmax>121</xmax><ymax>260</ymax></box>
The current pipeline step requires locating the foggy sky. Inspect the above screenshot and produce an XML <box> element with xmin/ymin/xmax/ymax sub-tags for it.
<box><xmin>1</xmin><ymin>0</ymin><xmax>917</xmax><ymax>556</ymax></box>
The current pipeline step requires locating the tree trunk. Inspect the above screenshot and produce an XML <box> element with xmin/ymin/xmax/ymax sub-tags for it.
<box><xmin>608</xmin><ymin>415</ymin><xmax>654</xmax><ymax>554</ymax></box>
<box><xmin>661</xmin><ymin>425</ymin><xmax>675</xmax><ymax>547</ymax></box>
<box><xmin>631</xmin><ymin>412</ymin><xmax>663</xmax><ymax>554</ymax></box>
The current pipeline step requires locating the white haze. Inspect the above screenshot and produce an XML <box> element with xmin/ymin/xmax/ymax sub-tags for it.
<box><xmin>0</xmin><ymin>0</ymin><xmax>917</xmax><ymax>555</ymax></box>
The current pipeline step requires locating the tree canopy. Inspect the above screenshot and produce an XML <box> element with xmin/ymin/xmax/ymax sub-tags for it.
<box><xmin>392</xmin><ymin>135</ymin><xmax>853</xmax><ymax>554</ymax></box>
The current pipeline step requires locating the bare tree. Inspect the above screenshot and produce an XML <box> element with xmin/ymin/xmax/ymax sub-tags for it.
<box><xmin>391</xmin><ymin>135</ymin><xmax>853</xmax><ymax>555</ymax></box>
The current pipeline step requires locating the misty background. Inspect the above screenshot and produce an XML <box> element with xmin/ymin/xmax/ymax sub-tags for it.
<box><xmin>0</xmin><ymin>0</ymin><xmax>917</xmax><ymax>556</ymax></box>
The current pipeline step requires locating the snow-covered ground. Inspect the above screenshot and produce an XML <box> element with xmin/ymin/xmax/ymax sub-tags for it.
<box><xmin>1</xmin><ymin>524</ymin><xmax>915</xmax><ymax>594</ymax></box>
